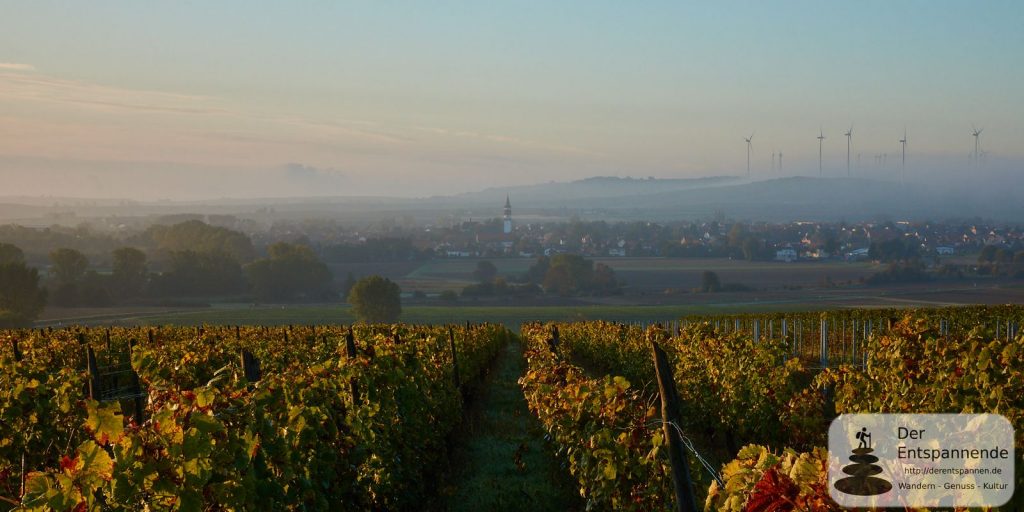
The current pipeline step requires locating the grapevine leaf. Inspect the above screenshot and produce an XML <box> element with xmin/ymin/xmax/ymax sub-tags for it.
<box><xmin>189</xmin><ymin>412</ymin><xmax>223</xmax><ymax>434</ymax></box>
<box><xmin>195</xmin><ymin>387</ymin><xmax>216</xmax><ymax>408</ymax></box>
<box><xmin>183</xmin><ymin>427</ymin><xmax>213</xmax><ymax>459</ymax></box>
<box><xmin>22</xmin><ymin>473</ymin><xmax>61</xmax><ymax>509</ymax></box>
<box><xmin>85</xmin><ymin>401</ymin><xmax>124</xmax><ymax>446</ymax></box>
<box><xmin>77</xmin><ymin>440</ymin><xmax>115</xmax><ymax>481</ymax></box>
<box><xmin>177</xmin><ymin>489</ymin><xmax>203</xmax><ymax>512</ymax></box>
<box><xmin>602</xmin><ymin>462</ymin><xmax>617</xmax><ymax>480</ymax></box>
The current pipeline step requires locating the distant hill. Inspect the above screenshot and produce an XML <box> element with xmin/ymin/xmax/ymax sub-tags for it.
<box><xmin>532</xmin><ymin>176</ymin><xmax>1024</xmax><ymax>222</ymax></box>
<box><xmin>2</xmin><ymin>175</ymin><xmax>1022</xmax><ymax>224</ymax></box>
<box><xmin>443</xmin><ymin>175</ymin><xmax>741</xmax><ymax>206</ymax></box>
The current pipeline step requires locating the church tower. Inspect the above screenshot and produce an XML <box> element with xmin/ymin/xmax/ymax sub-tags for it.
<box><xmin>503</xmin><ymin>195</ymin><xmax>512</xmax><ymax>234</ymax></box>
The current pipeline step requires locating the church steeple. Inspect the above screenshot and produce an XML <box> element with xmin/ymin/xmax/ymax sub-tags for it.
<box><xmin>503</xmin><ymin>195</ymin><xmax>512</xmax><ymax>234</ymax></box>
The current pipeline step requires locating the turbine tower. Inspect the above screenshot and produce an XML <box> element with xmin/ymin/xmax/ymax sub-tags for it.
<box><xmin>844</xmin><ymin>125</ymin><xmax>853</xmax><ymax>177</ymax></box>
<box><xmin>744</xmin><ymin>133</ymin><xmax>754</xmax><ymax>177</ymax></box>
<box><xmin>899</xmin><ymin>129</ymin><xmax>907</xmax><ymax>185</ymax></box>
<box><xmin>778</xmin><ymin>152</ymin><xmax>783</xmax><ymax>173</ymax></box>
<box><xmin>971</xmin><ymin>125</ymin><xmax>983</xmax><ymax>166</ymax></box>
<box><xmin>817</xmin><ymin>129</ymin><xmax>826</xmax><ymax>177</ymax></box>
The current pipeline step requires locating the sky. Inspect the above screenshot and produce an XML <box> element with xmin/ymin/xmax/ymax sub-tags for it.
<box><xmin>1</xmin><ymin>1</ymin><xmax>1022</xmax><ymax>200</ymax></box>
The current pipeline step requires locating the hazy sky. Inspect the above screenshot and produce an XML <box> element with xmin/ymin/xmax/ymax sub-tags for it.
<box><xmin>2</xmin><ymin>1</ymin><xmax>1022</xmax><ymax>199</ymax></box>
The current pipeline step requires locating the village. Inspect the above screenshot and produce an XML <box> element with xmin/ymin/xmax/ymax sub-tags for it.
<box><xmin>295</xmin><ymin>197</ymin><xmax>1019</xmax><ymax>264</ymax></box>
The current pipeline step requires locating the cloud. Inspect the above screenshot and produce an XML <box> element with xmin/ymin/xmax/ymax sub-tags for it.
<box><xmin>412</xmin><ymin>125</ymin><xmax>602</xmax><ymax>157</ymax></box>
<box><xmin>0</xmin><ymin>72</ymin><xmax>401</xmax><ymax>144</ymax></box>
<box><xmin>0</xmin><ymin>68</ymin><xmax>603</xmax><ymax>191</ymax></box>
<box><xmin>0</xmin><ymin>68</ymin><xmax>597</xmax><ymax>159</ymax></box>
<box><xmin>0</xmin><ymin>62</ymin><xmax>34</xmax><ymax>71</ymax></box>
<box><xmin>0</xmin><ymin>73</ymin><xmax>222</xmax><ymax>115</ymax></box>
<box><xmin>284</xmin><ymin>163</ymin><xmax>345</xmax><ymax>186</ymax></box>
<box><xmin>273</xmin><ymin>116</ymin><xmax>411</xmax><ymax>144</ymax></box>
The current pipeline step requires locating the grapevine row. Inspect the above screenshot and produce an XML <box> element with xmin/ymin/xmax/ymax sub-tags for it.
<box><xmin>0</xmin><ymin>323</ymin><xmax>510</xmax><ymax>511</ymax></box>
<box><xmin>522</xmin><ymin>306</ymin><xmax>1024</xmax><ymax>511</ymax></box>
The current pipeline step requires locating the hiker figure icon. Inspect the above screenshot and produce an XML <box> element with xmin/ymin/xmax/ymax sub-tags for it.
<box><xmin>856</xmin><ymin>427</ymin><xmax>871</xmax><ymax>450</ymax></box>
<box><xmin>835</xmin><ymin>427</ymin><xmax>891</xmax><ymax>496</ymax></box>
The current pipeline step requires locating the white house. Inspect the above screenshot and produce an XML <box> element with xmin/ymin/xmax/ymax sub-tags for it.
<box><xmin>846</xmin><ymin>248</ymin><xmax>870</xmax><ymax>261</ymax></box>
<box><xmin>775</xmin><ymin>248</ymin><xmax>797</xmax><ymax>262</ymax></box>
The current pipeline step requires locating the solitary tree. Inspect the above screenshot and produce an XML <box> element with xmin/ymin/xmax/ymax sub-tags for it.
<box><xmin>111</xmin><ymin>247</ymin><xmax>148</xmax><ymax>296</ymax></box>
<box><xmin>978</xmin><ymin>245</ymin><xmax>998</xmax><ymax>264</ymax></box>
<box><xmin>246</xmin><ymin>242</ymin><xmax>333</xmax><ymax>301</ymax></box>
<box><xmin>347</xmin><ymin>275</ymin><xmax>401</xmax><ymax>323</ymax></box>
<box><xmin>473</xmin><ymin>260</ymin><xmax>498</xmax><ymax>283</ymax></box>
<box><xmin>48</xmin><ymin>248</ymin><xmax>89</xmax><ymax>306</ymax></box>
<box><xmin>592</xmin><ymin>263</ymin><xmax>618</xmax><ymax>292</ymax></box>
<box><xmin>150</xmin><ymin>250</ymin><xmax>247</xmax><ymax>297</ymax></box>
<box><xmin>0</xmin><ymin>243</ymin><xmax>24</xmax><ymax>265</ymax></box>
<box><xmin>342</xmin><ymin>272</ymin><xmax>357</xmax><ymax>298</ymax></box>
<box><xmin>524</xmin><ymin>256</ymin><xmax>550</xmax><ymax>285</ymax></box>
<box><xmin>49</xmin><ymin>248</ymin><xmax>89</xmax><ymax>284</ymax></box>
<box><xmin>543</xmin><ymin>264</ymin><xmax>574</xmax><ymax>296</ymax></box>
<box><xmin>995</xmin><ymin>248</ymin><xmax>1014</xmax><ymax>264</ymax></box>
<box><xmin>0</xmin><ymin>260</ymin><xmax>47</xmax><ymax>327</ymax></box>
<box><xmin>742</xmin><ymin>237</ymin><xmax>760</xmax><ymax>261</ymax></box>
<box><xmin>701</xmin><ymin>271</ymin><xmax>721</xmax><ymax>293</ymax></box>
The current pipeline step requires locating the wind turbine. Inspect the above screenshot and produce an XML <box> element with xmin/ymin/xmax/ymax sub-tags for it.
<box><xmin>744</xmin><ymin>133</ymin><xmax>754</xmax><ymax>177</ymax></box>
<box><xmin>899</xmin><ymin>129</ymin><xmax>907</xmax><ymax>185</ymax></box>
<box><xmin>844</xmin><ymin>125</ymin><xmax>853</xmax><ymax>177</ymax></box>
<box><xmin>817</xmin><ymin>129</ymin><xmax>826</xmax><ymax>177</ymax></box>
<box><xmin>971</xmin><ymin>125</ymin><xmax>983</xmax><ymax>166</ymax></box>
<box><xmin>778</xmin><ymin>152</ymin><xmax>783</xmax><ymax>173</ymax></box>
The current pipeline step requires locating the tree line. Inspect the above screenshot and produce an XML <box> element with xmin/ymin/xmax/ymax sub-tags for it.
<box><xmin>0</xmin><ymin>221</ymin><xmax>338</xmax><ymax>327</ymax></box>
<box><xmin>457</xmin><ymin>254</ymin><xmax>621</xmax><ymax>299</ymax></box>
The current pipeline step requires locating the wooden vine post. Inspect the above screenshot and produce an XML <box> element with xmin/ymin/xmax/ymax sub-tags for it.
<box><xmin>547</xmin><ymin>325</ymin><xmax>560</xmax><ymax>356</ymax></box>
<box><xmin>128</xmin><ymin>338</ymin><xmax>144</xmax><ymax>422</ymax></box>
<box><xmin>86</xmin><ymin>346</ymin><xmax>101</xmax><ymax>400</ymax></box>
<box><xmin>346</xmin><ymin>327</ymin><xmax>361</xmax><ymax>406</ymax></box>
<box><xmin>448</xmin><ymin>326</ymin><xmax>461</xmax><ymax>389</ymax></box>
<box><xmin>819</xmin><ymin>318</ymin><xmax>829</xmax><ymax>369</ymax></box>
<box><xmin>651</xmin><ymin>341</ymin><xmax>698</xmax><ymax>512</ymax></box>
<box><xmin>240</xmin><ymin>349</ymin><xmax>261</xmax><ymax>384</ymax></box>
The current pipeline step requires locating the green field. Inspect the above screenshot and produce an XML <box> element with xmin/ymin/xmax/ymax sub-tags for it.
<box><xmin>76</xmin><ymin>302</ymin><xmax>848</xmax><ymax>330</ymax></box>
<box><xmin>392</xmin><ymin>257</ymin><xmax>878</xmax><ymax>294</ymax></box>
<box><xmin>36</xmin><ymin>257</ymin><xmax>1024</xmax><ymax>329</ymax></box>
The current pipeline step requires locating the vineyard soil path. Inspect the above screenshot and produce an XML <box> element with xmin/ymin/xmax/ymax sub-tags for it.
<box><xmin>444</xmin><ymin>340</ymin><xmax>582</xmax><ymax>511</ymax></box>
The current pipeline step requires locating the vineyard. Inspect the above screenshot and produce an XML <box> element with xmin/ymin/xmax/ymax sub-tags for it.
<box><xmin>0</xmin><ymin>306</ymin><xmax>1021</xmax><ymax>511</ymax></box>
<box><xmin>0</xmin><ymin>324</ymin><xmax>509</xmax><ymax>510</ymax></box>
<box><xmin>521</xmin><ymin>305</ymin><xmax>1024</xmax><ymax>511</ymax></box>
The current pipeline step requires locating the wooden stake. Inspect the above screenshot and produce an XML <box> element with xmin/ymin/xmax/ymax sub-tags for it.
<box><xmin>346</xmin><ymin>327</ymin><xmax>361</xmax><ymax>406</ymax></box>
<box><xmin>651</xmin><ymin>341</ymin><xmax>698</xmax><ymax>512</ymax></box>
<box><xmin>448</xmin><ymin>326</ymin><xmax>460</xmax><ymax>389</ymax></box>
